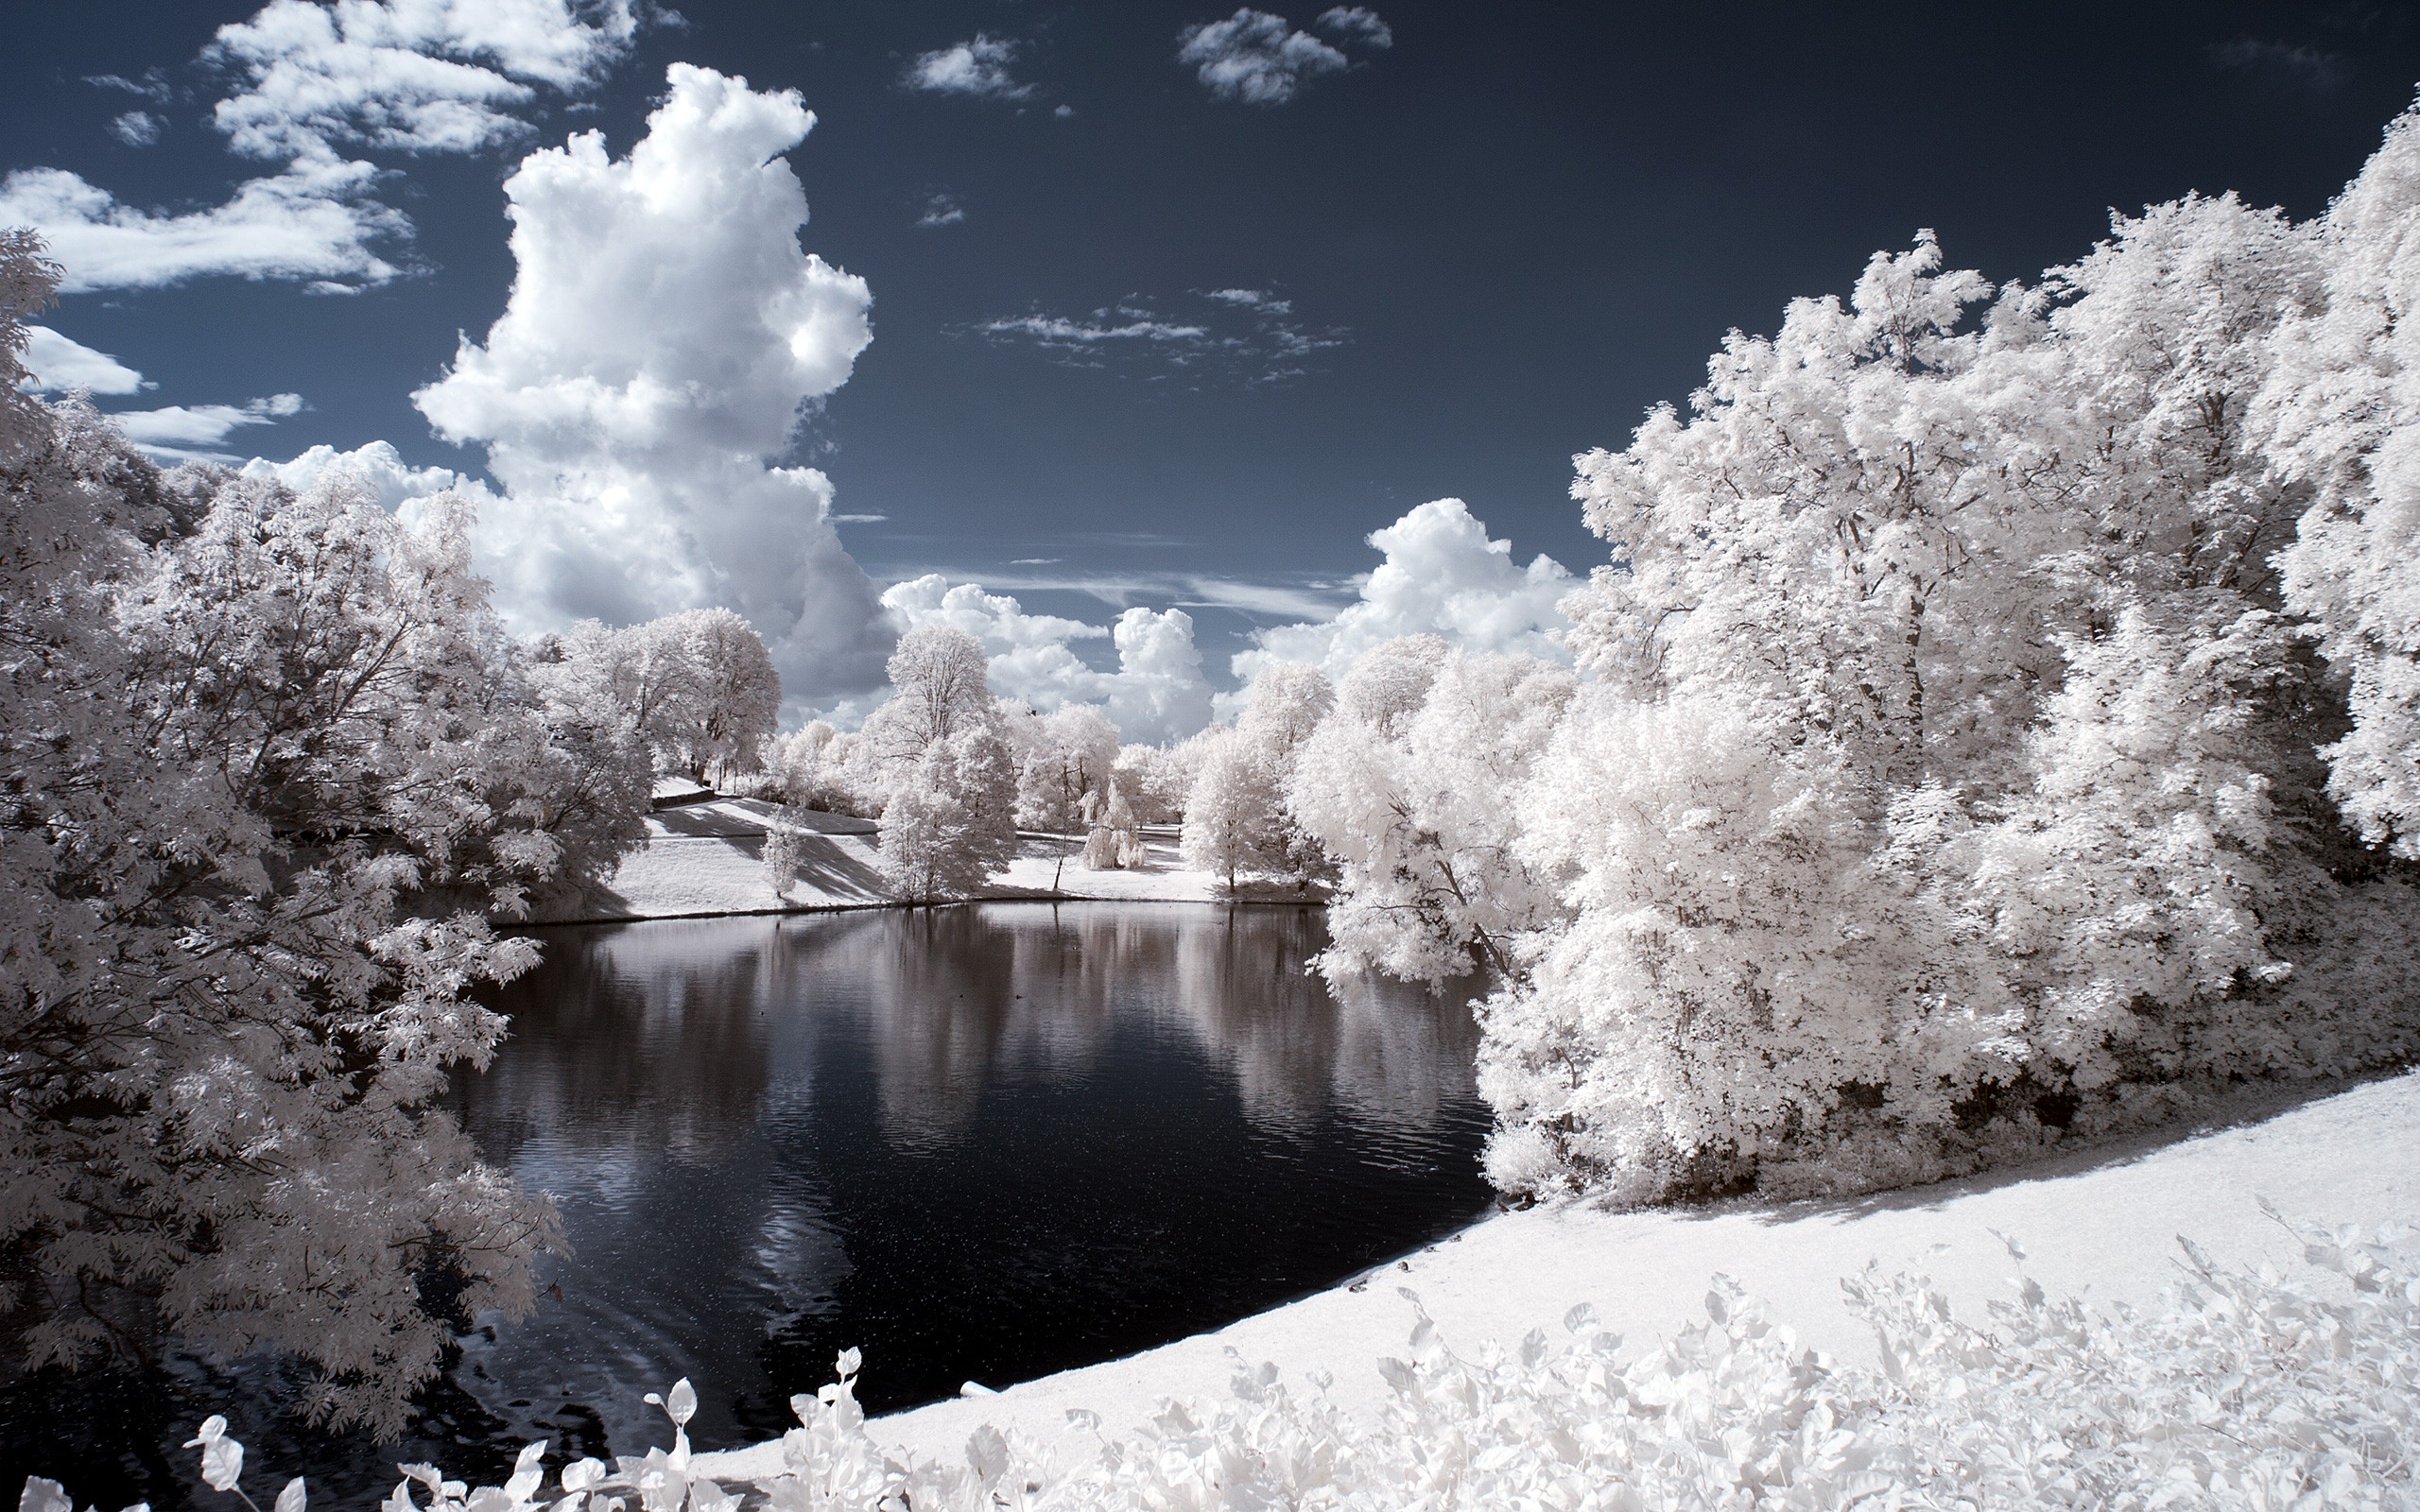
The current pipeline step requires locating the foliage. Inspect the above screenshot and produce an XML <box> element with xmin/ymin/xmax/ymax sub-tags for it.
<box><xmin>1289</xmin><ymin>644</ymin><xmax>1574</xmax><ymax>988</ymax></box>
<box><xmin>532</xmin><ymin>609</ymin><xmax>779</xmax><ymax>787</ymax></box>
<box><xmin>1179</xmin><ymin>662</ymin><xmax>1334</xmax><ymax>894</ymax></box>
<box><xmin>0</xmin><ymin>234</ymin><xmax>650</xmax><ymax>1434</ymax></box>
<box><xmin>1288</xmin><ymin>109</ymin><xmax>2420</xmax><ymax>1204</ymax></box>
<box><xmin>33</xmin><ymin>1217</ymin><xmax>2417</xmax><ymax>1510</ymax></box>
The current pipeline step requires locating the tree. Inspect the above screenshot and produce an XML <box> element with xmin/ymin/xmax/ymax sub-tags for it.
<box><xmin>858</xmin><ymin>626</ymin><xmax>1018</xmax><ymax>900</ymax></box>
<box><xmin>1288</xmin><ymin>646</ymin><xmax>1574</xmax><ymax>988</ymax></box>
<box><xmin>875</xmin><ymin>725</ymin><xmax>1019</xmax><ymax>903</ymax></box>
<box><xmin>1178</xmin><ymin>726</ymin><xmax>1274</xmax><ymax>892</ymax></box>
<box><xmin>1012</xmin><ymin>703</ymin><xmax>1121</xmax><ymax>833</ymax></box>
<box><xmin>762</xmin><ymin>819</ymin><xmax>806</xmax><ymax>902</ymax></box>
<box><xmin>0</xmin><ymin>232</ymin><xmax>648</xmax><ymax>1434</ymax></box>
<box><xmin>1081</xmin><ymin>780</ymin><xmax>1147</xmax><ymax>870</ymax></box>
<box><xmin>861</xmin><ymin>624</ymin><xmax>993</xmax><ymax>765</ymax></box>
<box><xmin>2260</xmin><ymin>107</ymin><xmax>2420</xmax><ymax>860</ymax></box>
<box><xmin>536</xmin><ymin>608</ymin><xmax>780</xmax><ymax>786</ymax></box>
<box><xmin>1426</xmin><ymin>140</ymin><xmax>2419</xmax><ymax>1205</ymax></box>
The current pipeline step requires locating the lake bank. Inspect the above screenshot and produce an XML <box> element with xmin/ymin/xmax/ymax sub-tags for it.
<box><xmin>695</xmin><ymin>1066</ymin><xmax>2420</xmax><ymax>1478</ymax></box>
<box><xmin>532</xmin><ymin>798</ymin><xmax>1315</xmax><ymax>924</ymax></box>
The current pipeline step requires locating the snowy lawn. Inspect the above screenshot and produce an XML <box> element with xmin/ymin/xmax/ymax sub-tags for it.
<box><xmin>697</xmin><ymin>1068</ymin><xmax>2420</xmax><ymax>1476</ymax></box>
<box><xmin>540</xmin><ymin>813</ymin><xmax>1290</xmax><ymax>920</ymax></box>
<box><xmin>535</xmin><ymin>799</ymin><xmax>889</xmax><ymax>920</ymax></box>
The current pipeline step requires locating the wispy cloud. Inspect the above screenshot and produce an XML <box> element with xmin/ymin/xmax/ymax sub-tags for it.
<box><xmin>1176</xmin><ymin>9</ymin><xmax>1350</xmax><ymax>104</ymax></box>
<box><xmin>19</xmin><ymin>326</ymin><xmax>147</xmax><ymax>395</ymax></box>
<box><xmin>916</xmin><ymin>192</ymin><xmax>966</xmax><ymax>228</ymax></box>
<box><xmin>109</xmin><ymin>391</ymin><xmax>304</xmax><ymax>462</ymax></box>
<box><xmin>968</xmin><ymin>287</ymin><xmax>1344</xmax><ymax>384</ymax></box>
<box><xmin>2209</xmin><ymin>37</ymin><xmax>2349</xmax><ymax>89</ymax></box>
<box><xmin>12</xmin><ymin>0</ymin><xmax>644</xmax><ymax>295</ymax></box>
<box><xmin>904</xmin><ymin>34</ymin><xmax>1033</xmax><ymax>99</ymax></box>
<box><xmin>964</xmin><ymin>563</ymin><xmax>1355</xmax><ymax>622</ymax></box>
<box><xmin>86</xmin><ymin>69</ymin><xmax>172</xmax><ymax>101</ymax></box>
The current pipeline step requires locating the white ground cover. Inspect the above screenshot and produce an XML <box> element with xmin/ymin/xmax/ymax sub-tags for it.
<box><xmin>538</xmin><ymin>811</ymin><xmax>1251</xmax><ymax>920</ymax></box>
<box><xmin>692</xmin><ymin>1070</ymin><xmax>2418</xmax><ymax>1492</ymax></box>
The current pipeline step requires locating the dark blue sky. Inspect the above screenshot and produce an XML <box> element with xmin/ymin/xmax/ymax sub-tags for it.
<box><xmin>10</xmin><ymin>0</ymin><xmax>2420</xmax><ymax>683</ymax></box>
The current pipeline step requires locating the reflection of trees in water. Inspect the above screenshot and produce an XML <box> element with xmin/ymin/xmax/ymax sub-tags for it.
<box><xmin>1166</xmin><ymin>905</ymin><xmax>1478</xmax><ymax>1132</ymax></box>
<box><xmin>462</xmin><ymin>921</ymin><xmax>788</xmax><ymax>1168</ymax></box>
<box><xmin>852</xmin><ymin>904</ymin><xmax>1483</xmax><ymax>1143</ymax></box>
<box><xmin>1322</xmin><ymin>966</ymin><xmax>1484</xmax><ymax>1130</ymax></box>
<box><xmin>859</xmin><ymin>906</ymin><xmax>1127</xmax><ymax>1146</ymax></box>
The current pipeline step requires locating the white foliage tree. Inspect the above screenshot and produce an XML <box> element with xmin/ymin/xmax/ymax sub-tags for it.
<box><xmin>1180</xmin><ymin>662</ymin><xmax>1334</xmax><ymax>892</ymax></box>
<box><xmin>2261</xmin><ymin>106</ymin><xmax>2420</xmax><ymax>859</ymax></box>
<box><xmin>1422</xmin><ymin>131</ymin><xmax>2420</xmax><ymax>1203</ymax></box>
<box><xmin>1289</xmin><ymin>646</ymin><xmax>1575</xmax><ymax>988</ymax></box>
<box><xmin>0</xmin><ymin>231</ymin><xmax>651</xmax><ymax>1432</ymax></box>
<box><xmin>863</xmin><ymin>626</ymin><xmax>1018</xmax><ymax>901</ymax></box>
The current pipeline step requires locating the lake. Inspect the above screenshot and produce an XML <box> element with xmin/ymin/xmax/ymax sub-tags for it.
<box><xmin>1</xmin><ymin>902</ymin><xmax>1492</xmax><ymax>1508</ymax></box>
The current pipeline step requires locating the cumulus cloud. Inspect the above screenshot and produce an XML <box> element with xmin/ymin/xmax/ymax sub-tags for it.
<box><xmin>916</xmin><ymin>192</ymin><xmax>966</xmax><ymax>228</ymax></box>
<box><xmin>971</xmin><ymin>287</ymin><xmax>1342</xmax><ymax>384</ymax></box>
<box><xmin>1177</xmin><ymin>9</ymin><xmax>1348</xmax><ymax>105</ymax></box>
<box><xmin>109</xmin><ymin>112</ymin><xmax>164</xmax><ymax>147</ymax></box>
<box><xmin>1232</xmin><ymin>498</ymin><xmax>1574</xmax><ymax>687</ymax></box>
<box><xmin>110</xmin><ymin>392</ymin><xmax>304</xmax><ymax>462</ymax></box>
<box><xmin>1315</xmin><ymin>7</ymin><xmax>1392</xmax><ymax>47</ymax></box>
<box><xmin>882</xmin><ymin>576</ymin><xmax>1216</xmax><ymax>743</ymax></box>
<box><xmin>413</xmin><ymin>63</ymin><xmax>894</xmax><ymax>706</ymax></box>
<box><xmin>206</xmin><ymin>0</ymin><xmax>638</xmax><ymax>159</ymax></box>
<box><xmin>0</xmin><ymin>160</ymin><xmax>403</xmax><ymax>292</ymax></box>
<box><xmin>19</xmin><ymin>326</ymin><xmax>147</xmax><ymax>394</ymax></box>
<box><xmin>243</xmin><ymin>438</ymin><xmax>472</xmax><ymax>511</ymax></box>
<box><xmin>904</xmin><ymin>35</ymin><xmax>1032</xmax><ymax>100</ymax></box>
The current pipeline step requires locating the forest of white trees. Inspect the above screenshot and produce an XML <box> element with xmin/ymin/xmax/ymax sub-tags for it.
<box><xmin>10</xmin><ymin>84</ymin><xmax>2420</xmax><ymax>1440</ymax></box>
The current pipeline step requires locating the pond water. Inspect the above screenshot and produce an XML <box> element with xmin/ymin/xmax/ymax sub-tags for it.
<box><xmin>2</xmin><ymin>903</ymin><xmax>1492</xmax><ymax>1509</ymax></box>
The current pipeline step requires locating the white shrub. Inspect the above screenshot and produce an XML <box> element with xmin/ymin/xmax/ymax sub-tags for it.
<box><xmin>44</xmin><ymin>1217</ymin><xmax>2415</xmax><ymax>1512</ymax></box>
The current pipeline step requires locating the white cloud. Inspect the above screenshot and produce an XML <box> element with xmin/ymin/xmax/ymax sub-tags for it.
<box><xmin>206</xmin><ymin>0</ymin><xmax>638</xmax><ymax>159</ymax></box>
<box><xmin>13</xmin><ymin>1</ymin><xmax>638</xmax><ymax>295</ymax></box>
<box><xmin>0</xmin><ymin>160</ymin><xmax>404</xmax><ymax>292</ymax></box>
<box><xmin>916</xmin><ymin>192</ymin><xmax>966</xmax><ymax>228</ymax></box>
<box><xmin>1232</xmin><ymin>498</ymin><xmax>1574</xmax><ymax>687</ymax></box>
<box><xmin>20</xmin><ymin>326</ymin><xmax>147</xmax><ymax>395</ymax></box>
<box><xmin>904</xmin><ymin>35</ymin><xmax>1032</xmax><ymax>100</ymax></box>
<box><xmin>109</xmin><ymin>392</ymin><xmax>304</xmax><ymax>462</ymax></box>
<box><xmin>1177</xmin><ymin>9</ymin><xmax>1348</xmax><ymax>105</ymax></box>
<box><xmin>1053</xmin><ymin>103</ymin><xmax>1075</xmax><ymax>119</ymax></box>
<box><xmin>971</xmin><ymin>288</ymin><xmax>1342</xmax><ymax>383</ymax></box>
<box><xmin>413</xmin><ymin>63</ymin><xmax>894</xmax><ymax>705</ymax></box>
<box><xmin>243</xmin><ymin>438</ymin><xmax>471</xmax><ymax>511</ymax></box>
<box><xmin>87</xmin><ymin>70</ymin><xmax>172</xmax><ymax>101</ymax></box>
<box><xmin>1315</xmin><ymin>7</ymin><xmax>1392</xmax><ymax>47</ymax></box>
<box><xmin>110</xmin><ymin>112</ymin><xmax>164</xmax><ymax>147</ymax></box>
<box><xmin>881</xmin><ymin>575</ymin><xmax>1215</xmax><ymax>742</ymax></box>
<box><xmin>972</xmin><ymin>563</ymin><xmax>1350</xmax><ymax>621</ymax></box>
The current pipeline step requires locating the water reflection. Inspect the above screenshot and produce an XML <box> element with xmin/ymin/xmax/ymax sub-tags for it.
<box><xmin>0</xmin><ymin>902</ymin><xmax>1481</xmax><ymax>1512</ymax></box>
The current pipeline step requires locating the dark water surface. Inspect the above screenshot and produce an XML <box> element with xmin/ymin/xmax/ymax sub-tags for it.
<box><xmin>3</xmin><ymin>903</ymin><xmax>1491</xmax><ymax>1508</ymax></box>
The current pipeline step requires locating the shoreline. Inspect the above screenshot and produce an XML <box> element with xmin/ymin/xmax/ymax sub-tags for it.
<box><xmin>694</xmin><ymin>1065</ymin><xmax>2420</xmax><ymax>1479</ymax></box>
<box><xmin>527</xmin><ymin>796</ymin><xmax>1322</xmax><ymax>925</ymax></box>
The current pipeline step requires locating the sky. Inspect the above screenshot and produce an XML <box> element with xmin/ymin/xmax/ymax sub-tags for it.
<box><xmin>9</xmin><ymin>0</ymin><xmax>2420</xmax><ymax>729</ymax></box>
